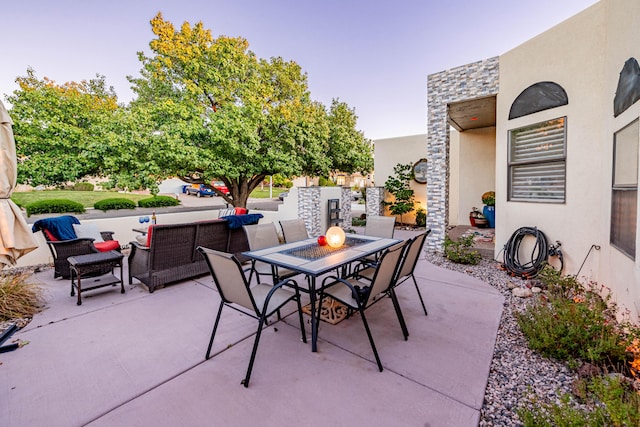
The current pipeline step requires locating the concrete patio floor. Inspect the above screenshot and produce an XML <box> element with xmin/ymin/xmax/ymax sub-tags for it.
<box><xmin>0</xmin><ymin>231</ymin><xmax>504</xmax><ymax>427</ymax></box>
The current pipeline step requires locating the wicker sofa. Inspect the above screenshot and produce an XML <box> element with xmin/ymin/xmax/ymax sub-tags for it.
<box><xmin>128</xmin><ymin>216</ymin><xmax>260</xmax><ymax>293</ymax></box>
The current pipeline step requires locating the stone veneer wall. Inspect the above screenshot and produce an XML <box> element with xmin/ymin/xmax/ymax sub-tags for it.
<box><xmin>298</xmin><ymin>187</ymin><xmax>322</xmax><ymax>236</ymax></box>
<box><xmin>339</xmin><ymin>187</ymin><xmax>352</xmax><ymax>229</ymax></box>
<box><xmin>426</xmin><ymin>57</ymin><xmax>499</xmax><ymax>251</ymax></box>
<box><xmin>366</xmin><ymin>187</ymin><xmax>385</xmax><ymax>217</ymax></box>
<box><xmin>297</xmin><ymin>187</ymin><xmax>352</xmax><ymax>236</ymax></box>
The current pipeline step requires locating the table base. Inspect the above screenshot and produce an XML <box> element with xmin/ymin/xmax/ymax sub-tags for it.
<box><xmin>302</xmin><ymin>297</ymin><xmax>349</xmax><ymax>325</ymax></box>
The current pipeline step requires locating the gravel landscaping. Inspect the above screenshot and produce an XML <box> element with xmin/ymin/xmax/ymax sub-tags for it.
<box><xmin>424</xmin><ymin>252</ymin><xmax>581</xmax><ymax>426</ymax></box>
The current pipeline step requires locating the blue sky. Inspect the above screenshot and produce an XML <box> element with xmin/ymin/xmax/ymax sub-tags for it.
<box><xmin>2</xmin><ymin>0</ymin><xmax>598</xmax><ymax>140</ymax></box>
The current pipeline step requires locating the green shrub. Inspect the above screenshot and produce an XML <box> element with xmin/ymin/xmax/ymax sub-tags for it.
<box><xmin>26</xmin><ymin>199</ymin><xmax>85</xmax><ymax>216</ymax></box>
<box><xmin>518</xmin><ymin>376</ymin><xmax>640</xmax><ymax>426</ymax></box>
<box><xmin>516</xmin><ymin>274</ymin><xmax>629</xmax><ymax>366</ymax></box>
<box><xmin>443</xmin><ymin>234</ymin><xmax>480</xmax><ymax>265</ymax></box>
<box><xmin>93</xmin><ymin>198</ymin><xmax>136</xmax><ymax>211</ymax></box>
<box><xmin>536</xmin><ymin>265</ymin><xmax>583</xmax><ymax>299</ymax></box>
<box><xmin>352</xmin><ymin>217</ymin><xmax>366</xmax><ymax>227</ymax></box>
<box><xmin>415</xmin><ymin>208</ymin><xmax>426</xmax><ymax>227</ymax></box>
<box><xmin>138</xmin><ymin>196</ymin><xmax>180</xmax><ymax>208</ymax></box>
<box><xmin>73</xmin><ymin>182</ymin><xmax>94</xmax><ymax>191</ymax></box>
<box><xmin>318</xmin><ymin>176</ymin><xmax>335</xmax><ymax>186</ymax></box>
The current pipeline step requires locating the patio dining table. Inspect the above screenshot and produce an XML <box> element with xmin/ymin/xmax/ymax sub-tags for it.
<box><xmin>243</xmin><ymin>233</ymin><xmax>400</xmax><ymax>352</ymax></box>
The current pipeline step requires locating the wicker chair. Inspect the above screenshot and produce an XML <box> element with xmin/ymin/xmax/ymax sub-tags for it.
<box><xmin>197</xmin><ymin>247</ymin><xmax>307</xmax><ymax>387</ymax></box>
<box><xmin>32</xmin><ymin>215</ymin><xmax>120</xmax><ymax>279</ymax></box>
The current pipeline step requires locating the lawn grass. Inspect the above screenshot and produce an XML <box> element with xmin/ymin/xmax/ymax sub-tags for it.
<box><xmin>248</xmin><ymin>187</ymin><xmax>287</xmax><ymax>199</ymax></box>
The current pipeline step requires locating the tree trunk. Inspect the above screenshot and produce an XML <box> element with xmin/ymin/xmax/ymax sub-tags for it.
<box><xmin>224</xmin><ymin>175</ymin><xmax>265</xmax><ymax>208</ymax></box>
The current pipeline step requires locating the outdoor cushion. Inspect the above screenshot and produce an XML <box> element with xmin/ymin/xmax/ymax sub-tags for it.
<box><xmin>42</xmin><ymin>228</ymin><xmax>58</xmax><ymax>241</ymax></box>
<box><xmin>32</xmin><ymin>215</ymin><xmax>80</xmax><ymax>240</ymax></box>
<box><xmin>234</xmin><ymin>207</ymin><xmax>248</xmax><ymax>215</ymax></box>
<box><xmin>145</xmin><ymin>225</ymin><xmax>154</xmax><ymax>247</ymax></box>
<box><xmin>72</xmin><ymin>223</ymin><xmax>104</xmax><ymax>242</ymax></box>
<box><xmin>94</xmin><ymin>240</ymin><xmax>120</xmax><ymax>252</ymax></box>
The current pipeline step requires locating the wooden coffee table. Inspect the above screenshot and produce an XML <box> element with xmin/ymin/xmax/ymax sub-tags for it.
<box><xmin>68</xmin><ymin>251</ymin><xmax>125</xmax><ymax>305</ymax></box>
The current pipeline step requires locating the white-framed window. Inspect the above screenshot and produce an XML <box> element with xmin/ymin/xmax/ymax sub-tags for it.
<box><xmin>508</xmin><ymin>117</ymin><xmax>566</xmax><ymax>202</ymax></box>
<box><xmin>611</xmin><ymin>119</ymin><xmax>638</xmax><ymax>259</ymax></box>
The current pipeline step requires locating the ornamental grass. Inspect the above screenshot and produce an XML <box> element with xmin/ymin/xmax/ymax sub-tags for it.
<box><xmin>0</xmin><ymin>272</ymin><xmax>43</xmax><ymax>322</ymax></box>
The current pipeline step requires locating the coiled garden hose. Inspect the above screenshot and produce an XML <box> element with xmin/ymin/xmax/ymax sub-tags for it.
<box><xmin>502</xmin><ymin>226</ymin><xmax>550</xmax><ymax>279</ymax></box>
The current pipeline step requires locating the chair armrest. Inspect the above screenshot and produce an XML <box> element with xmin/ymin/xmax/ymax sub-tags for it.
<box><xmin>128</xmin><ymin>242</ymin><xmax>150</xmax><ymax>279</ymax></box>
<box><xmin>129</xmin><ymin>241</ymin><xmax>150</xmax><ymax>250</ymax></box>
<box><xmin>46</xmin><ymin>238</ymin><xmax>99</xmax><ymax>261</ymax></box>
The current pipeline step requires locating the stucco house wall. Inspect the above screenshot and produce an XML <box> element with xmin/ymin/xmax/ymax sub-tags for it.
<box><xmin>497</xmin><ymin>0</ymin><xmax>640</xmax><ymax>317</ymax></box>
<box><xmin>449</xmin><ymin>127</ymin><xmax>496</xmax><ymax>226</ymax></box>
<box><xmin>374</xmin><ymin>134</ymin><xmax>428</xmax><ymax>224</ymax></box>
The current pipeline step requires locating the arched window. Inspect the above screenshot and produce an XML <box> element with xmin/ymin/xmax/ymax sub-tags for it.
<box><xmin>509</xmin><ymin>82</ymin><xmax>568</xmax><ymax>119</ymax></box>
<box><xmin>613</xmin><ymin>58</ymin><xmax>640</xmax><ymax>117</ymax></box>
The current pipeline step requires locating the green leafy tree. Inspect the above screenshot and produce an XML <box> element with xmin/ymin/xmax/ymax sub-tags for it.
<box><xmin>121</xmin><ymin>13</ymin><xmax>372</xmax><ymax>207</ymax></box>
<box><xmin>8</xmin><ymin>68</ymin><xmax>118</xmax><ymax>187</ymax></box>
<box><xmin>384</xmin><ymin>163</ymin><xmax>415</xmax><ymax>224</ymax></box>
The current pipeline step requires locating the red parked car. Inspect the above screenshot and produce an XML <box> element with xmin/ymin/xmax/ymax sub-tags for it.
<box><xmin>211</xmin><ymin>181</ymin><xmax>230</xmax><ymax>195</ymax></box>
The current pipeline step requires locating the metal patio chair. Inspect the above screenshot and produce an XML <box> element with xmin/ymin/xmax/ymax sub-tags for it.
<box><xmin>317</xmin><ymin>241</ymin><xmax>409</xmax><ymax>371</ymax></box>
<box><xmin>365</xmin><ymin>215</ymin><xmax>396</xmax><ymax>238</ymax></box>
<box><xmin>197</xmin><ymin>246</ymin><xmax>307</xmax><ymax>387</ymax></box>
<box><xmin>243</xmin><ymin>223</ymin><xmax>299</xmax><ymax>285</ymax></box>
<box><xmin>279</xmin><ymin>219</ymin><xmax>309</xmax><ymax>243</ymax></box>
<box><xmin>357</xmin><ymin>230</ymin><xmax>431</xmax><ymax>316</ymax></box>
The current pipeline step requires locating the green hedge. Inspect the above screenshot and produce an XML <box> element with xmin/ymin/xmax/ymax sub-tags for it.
<box><xmin>73</xmin><ymin>182</ymin><xmax>94</xmax><ymax>191</ymax></box>
<box><xmin>26</xmin><ymin>199</ymin><xmax>85</xmax><ymax>216</ymax></box>
<box><xmin>93</xmin><ymin>198</ymin><xmax>137</xmax><ymax>211</ymax></box>
<box><xmin>138</xmin><ymin>196</ymin><xmax>180</xmax><ymax>208</ymax></box>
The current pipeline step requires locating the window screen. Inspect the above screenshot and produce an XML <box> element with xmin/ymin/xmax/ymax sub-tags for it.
<box><xmin>508</xmin><ymin>117</ymin><xmax>566</xmax><ymax>202</ymax></box>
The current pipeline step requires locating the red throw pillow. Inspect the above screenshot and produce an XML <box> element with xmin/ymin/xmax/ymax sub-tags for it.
<box><xmin>94</xmin><ymin>240</ymin><xmax>120</xmax><ymax>252</ymax></box>
<box><xmin>234</xmin><ymin>207</ymin><xmax>247</xmax><ymax>215</ymax></box>
<box><xmin>146</xmin><ymin>225</ymin><xmax>154</xmax><ymax>247</ymax></box>
<box><xmin>43</xmin><ymin>228</ymin><xmax>59</xmax><ymax>241</ymax></box>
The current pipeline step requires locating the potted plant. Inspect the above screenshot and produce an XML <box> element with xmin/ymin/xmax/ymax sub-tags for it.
<box><xmin>469</xmin><ymin>207</ymin><xmax>487</xmax><ymax>227</ymax></box>
<box><xmin>481</xmin><ymin>191</ymin><xmax>495</xmax><ymax>228</ymax></box>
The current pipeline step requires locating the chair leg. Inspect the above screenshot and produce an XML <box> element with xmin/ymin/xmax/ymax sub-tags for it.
<box><xmin>315</xmin><ymin>291</ymin><xmax>325</xmax><ymax>335</ymax></box>
<box><xmin>359</xmin><ymin>308</ymin><xmax>383</xmax><ymax>372</ymax></box>
<box><xmin>247</xmin><ymin>261</ymin><xmax>257</xmax><ymax>285</ymax></box>
<box><xmin>295</xmin><ymin>289</ymin><xmax>307</xmax><ymax>344</ymax></box>
<box><xmin>243</xmin><ymin>316</ymin><xmax>266</xmax><ymax>388</ymax></box>
<box><xmin>388</xmin><ymin>288</ymin><xmax>409</xmax><ymax>340</ymax></box>
<box><xmin>206</xmin><ymin>301</ymin><xmax>225</xmax><ymax>360</ymax></box>
<box><xmin>411</xmin><ymin>275</ymin><xmax>428</xmax><ymax>316</ymax></box>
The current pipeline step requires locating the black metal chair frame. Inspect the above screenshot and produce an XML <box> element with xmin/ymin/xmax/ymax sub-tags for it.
<box><xmin>198</xmin><ymin>246</ymin><xmax>307</xmax><ymax>388</ymax></box>
<box><xmin>317</xmin><ymin>242</ymin><xmax>409</xmax><ymax>371</ymax></box>
<box><xmin>392</xmin><ymin>230</ymin><xmax>431</xmax><ymax>316</ymax></box>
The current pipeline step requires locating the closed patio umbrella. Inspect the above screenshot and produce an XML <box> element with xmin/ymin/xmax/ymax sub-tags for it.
<box><xmin>0</xmin><ymin>100</ymin><xmax>37</xmax><ymax>268</ymax></box>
